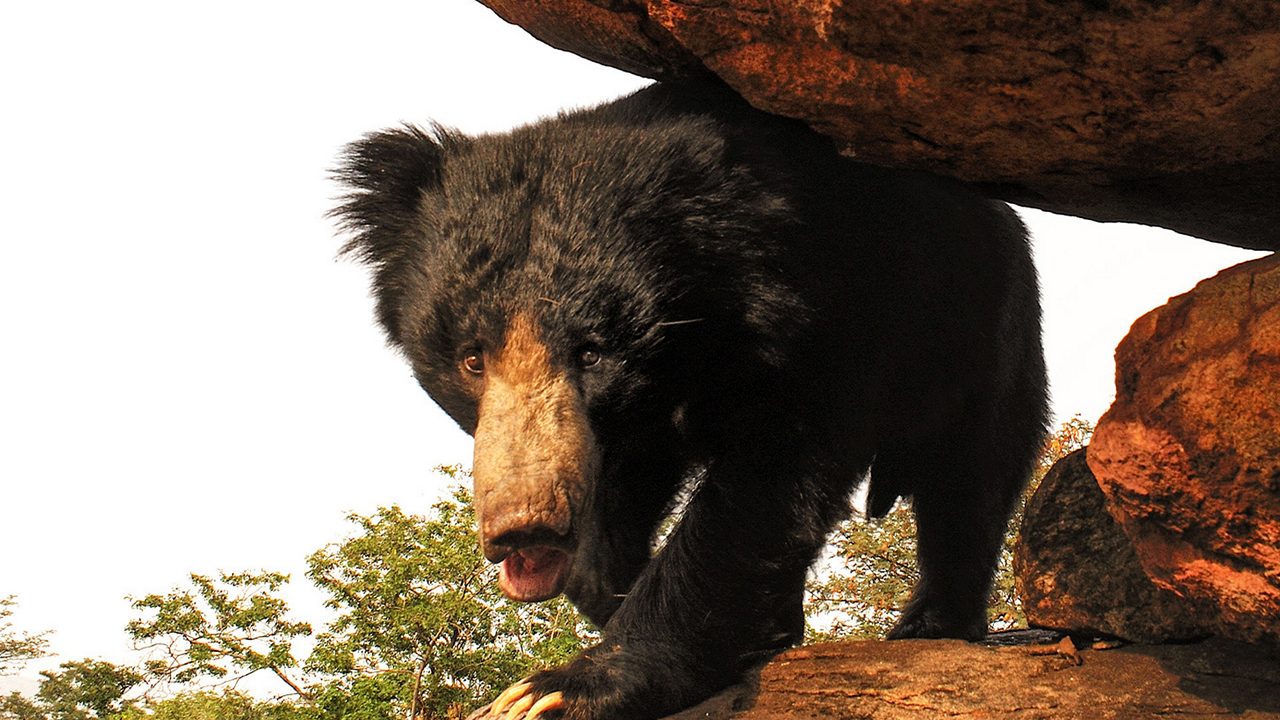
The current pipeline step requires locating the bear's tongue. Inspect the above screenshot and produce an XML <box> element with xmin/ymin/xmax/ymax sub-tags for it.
<box><xmin>498</xmin><ymin>546</ymin><xmax>570</xmax><ymax>602</ymax></box>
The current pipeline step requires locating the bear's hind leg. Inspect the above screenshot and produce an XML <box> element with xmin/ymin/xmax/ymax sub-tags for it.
<box><xmin>883</xmin><ymin>435</ymin><xmax>1037</xmax><ymax>640</ymax></box>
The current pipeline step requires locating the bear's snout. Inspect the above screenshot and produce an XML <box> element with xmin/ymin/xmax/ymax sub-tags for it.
<box><xmin>470</xmin><ymin>314</ymin><xmax>600</xmax><ymax>598</ymax></box>
<box><xmin>474</xmin><ymin>465</ymin><xmax>582</xmax><ymax>603</ymax></box>
<box><xmin>476</xmin><ymin>494</ymin><xmax>575</xmax><ymax>564</ymax></box>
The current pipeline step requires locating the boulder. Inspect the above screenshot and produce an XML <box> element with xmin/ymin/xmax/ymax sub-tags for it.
<box><xmin>1087</xmin><ymin>254</ymin><xmax>1280</xmax><ymax>645</ymax></box>
<box><xmin>662</xmin><ymin>635</ymin><xmax>1280</xmax><ymax>719</ymax></box>
<box><xmin>476</xmin><ymin>1</ymin><xmax>1280</xmax><ymax>251</ymax></box>
<box><xmin>1015</xmin><ymin>449</ymin><xmax>1203</xmax><ymax>642</ymax></box>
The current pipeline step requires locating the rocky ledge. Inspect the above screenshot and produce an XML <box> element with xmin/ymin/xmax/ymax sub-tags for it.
<box><xmin>664</xmin><ymin>634</ymin><xmax>1280</xmax><ymax>719</ymax></box>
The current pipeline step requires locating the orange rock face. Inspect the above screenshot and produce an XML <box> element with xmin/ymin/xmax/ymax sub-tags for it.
<box><xmin>475</xmin><ymin>1</ymin><xmax>1280</xmax><ymax>252</ymax></box>
<box><xmin>1088</xmin><ymin>254</ymin><xmax>1280</xmax><ymax>645</ymax></box>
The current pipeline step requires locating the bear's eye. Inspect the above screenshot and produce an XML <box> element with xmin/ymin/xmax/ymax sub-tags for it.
<box><xmin>578</xmin><ymin>346</ymin><xmax>602</xmax><ymax>369</ymax></box>
<box><xmin>462</xmin><ymin>352</ymin><xmax>485</xmax><ymax>375</ymax></box>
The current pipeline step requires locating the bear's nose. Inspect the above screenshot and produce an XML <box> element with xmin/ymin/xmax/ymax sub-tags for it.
<box><xmin>481</xmin><ymin>516</ymin><xmax>574</xmax><ymax>564</ymax></box>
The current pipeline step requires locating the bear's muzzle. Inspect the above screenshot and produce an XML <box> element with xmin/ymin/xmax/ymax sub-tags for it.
<box><xmin>471</xmin><ymin>314</ymin><xmax>599</xmax><ymax>601</ymax></box>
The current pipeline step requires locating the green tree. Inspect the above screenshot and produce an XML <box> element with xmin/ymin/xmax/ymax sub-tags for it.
<box><xmin>0</xmin><ymin>659</ymin><xmax>145</xmax><ymax>720</ymax></box>
<box><xmin>111</xmin><ymin>690</ymin><xmax>316</xmax><ymax>720</ymax></box>
<box><xmin>805</xmin><ymin>502</ymin><xmax>918</xmax><ymax>640</ymax></box>
<box><xmin>126</xmin><ymin>572</ymin><xmax>313</xmax><ymax>700</ymax></box>
<box><xmin>306</xmin><ymin>475</ymin><xmax>592</xmax><ymax>720</ymax></box>
<box><xmin>0</xmin><ymin>692</ymin><xmax>47</xmax><ymax>720</ymax></box>
<box><xmin>0</xmin><ymin>596</ymin><xmax>48</xmax><ymax>675</ymax></box>
<box><xmin>119</xmin><ymin>468</ymin><xmax>591</xmax><ymax>719</ymax></box>
<box><xmin>807</xmin><ymin>416</ymin><xmax>1095</xmax><ymax>639</ymax></box>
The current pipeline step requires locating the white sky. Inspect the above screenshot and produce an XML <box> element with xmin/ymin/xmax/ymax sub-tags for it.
<box><xmin>0</xmin><ymin>0</ymin><xmax>1267</xmax><ymax>695</ymax></box>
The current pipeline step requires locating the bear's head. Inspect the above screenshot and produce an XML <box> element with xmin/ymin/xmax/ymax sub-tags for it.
<box><xmin>332</xmin><ymin>111</ymin><xmax>801</xmax><ymax>605</ymax></box>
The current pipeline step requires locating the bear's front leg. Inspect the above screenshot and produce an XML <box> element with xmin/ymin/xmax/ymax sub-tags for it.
<box><xmin>471</xmin><ymin>450</ymin><xmax>856</xmax><ymax>720</ymax></box>
<box><xmin>562</xmin><ymin>441</ymin><xmax>689</xmax><ymax>628</ymax></box>
<box><xmin>468</xmin><ymin>639</ymin><xmax>705</xmax><ymax>720</ymax></box>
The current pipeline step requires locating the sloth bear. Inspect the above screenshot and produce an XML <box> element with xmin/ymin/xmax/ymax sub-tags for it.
<box><xmin>334</xmin><ymin>82</ymin><xmax>1049</xmax><ymax>720</ymax></box>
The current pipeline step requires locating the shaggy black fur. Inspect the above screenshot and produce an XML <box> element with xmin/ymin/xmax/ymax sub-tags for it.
<box><xmin>334</xmin><ymin>81</ymin><xmax>1049</xmax><ymax>719</ymax></box>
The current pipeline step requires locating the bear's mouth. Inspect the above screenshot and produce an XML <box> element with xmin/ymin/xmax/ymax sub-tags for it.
<box><xmin>497</xmin><ymin>545</ymin><xmax>572</xmax><ymax>602</ymax></box>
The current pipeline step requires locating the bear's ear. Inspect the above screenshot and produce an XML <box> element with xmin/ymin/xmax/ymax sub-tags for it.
<box><xmin>331</xmin><ymin>124</ymin><xmax>464</xmax><ymax>342</ymax></box>
<box><xmin>331</xmin><ymin>124</ymin><xmax>455</xmax><ymax>267</ymax></box>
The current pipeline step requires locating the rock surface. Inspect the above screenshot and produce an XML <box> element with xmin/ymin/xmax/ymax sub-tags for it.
<box><xmin>476</xmin><ymin>0</ymin><xmax>1280</xmax><ymax>251</ymax></box>
<box><xmin>1015</xmin><ymin>449</ymin><xmax>1203</xmax><ymax>642</ymax></box>
<box><xmin>661</xmin><ymin>635</ymin><xmax>1280</xmax><ymax>719</ymax></box>
<box><xmin>1087</xmin><ymin>254</ymin><xmax>1280</xmax><ymax>646</ymax></box>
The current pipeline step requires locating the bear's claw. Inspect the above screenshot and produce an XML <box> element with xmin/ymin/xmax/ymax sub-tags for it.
<box><xmin>526</xmin><ymin>693</ymin><xmax>565</xmax><ymax>719</ymax></box>
<box><xmin>469</xmin><ymin>680</ymin><xmax>565</xmax><ymax>720</ymax></box>
<box><xmin>491</xmin><ymin>681</ymin><xmax>531</xmax><ymax>716</ymax></box>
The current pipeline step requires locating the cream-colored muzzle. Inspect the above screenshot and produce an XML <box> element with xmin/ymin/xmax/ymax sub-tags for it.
<box><xmin>472</xmin><ymin>315</ymin><xmax>599</xmax><ymax>563</ymax></box>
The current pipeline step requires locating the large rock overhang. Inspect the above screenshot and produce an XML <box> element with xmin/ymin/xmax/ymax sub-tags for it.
<box><xmin>477</xmin><ymin>0</ymin><xmax>1280</xmax><ymax>252</ymax></box>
